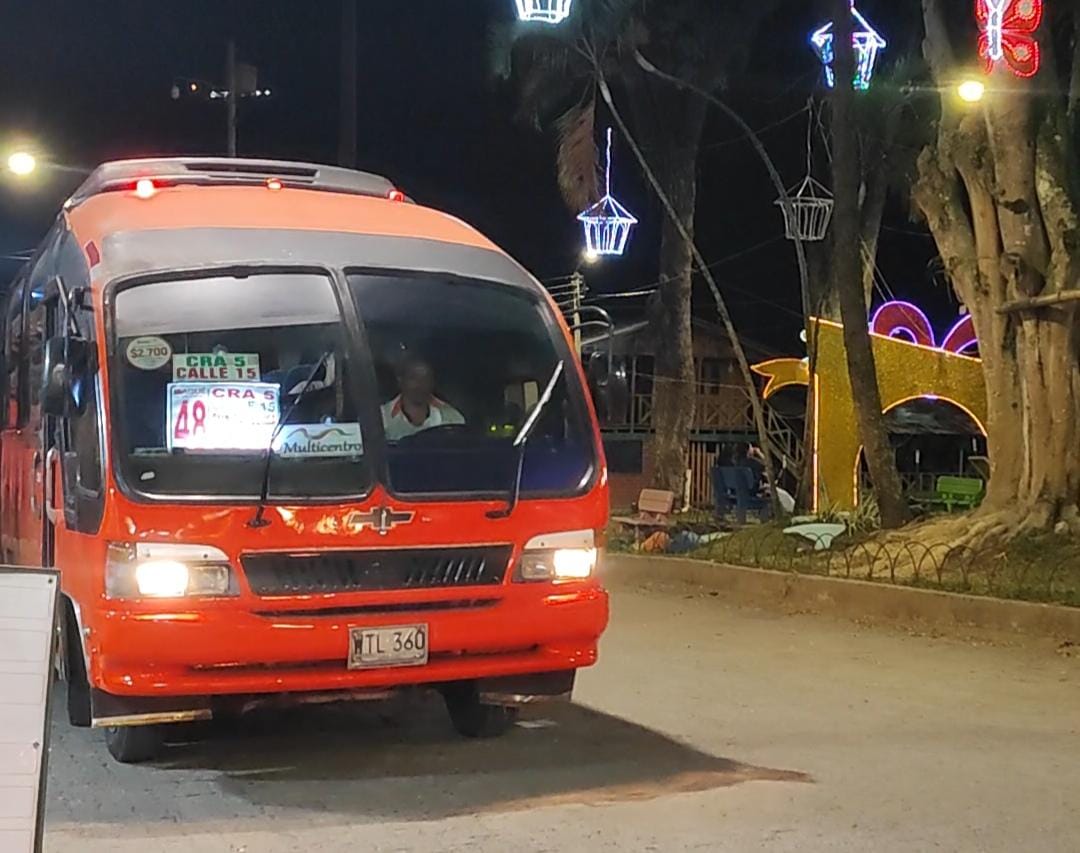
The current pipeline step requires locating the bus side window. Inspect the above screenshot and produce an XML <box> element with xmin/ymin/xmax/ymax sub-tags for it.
<box><xmin>3</xmin><ymin>282</ymin><xmax>26</xmax><ymax>428</ymax></box>
<box><xmin>56</xmin><ymin>231</ymin><xmax>104</xmax><ymax>531</ymax></box>
<box><xmin>25</xmin><ymin>294</ymin><xmax>46</xmax><ymax>429</ymax></box>
<box><xmin>66</xmin><ymin>376</ymin><xmax>103</xmax><ymax>495</ymax></box>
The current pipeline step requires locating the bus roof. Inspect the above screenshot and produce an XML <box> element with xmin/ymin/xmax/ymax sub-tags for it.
<box><xmin>61</xmin><ymin>159</ymin><xmax>534</xmax><ymax>293</ymax></box>
<box><xmin>66</xmin><ymin>157</ymin><xmax>400</xmax><ymax>208</ymax></box>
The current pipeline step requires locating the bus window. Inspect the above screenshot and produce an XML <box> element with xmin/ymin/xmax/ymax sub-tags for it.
<box><xmin>25</xmin><ymin>291</ymin><xmax>46</xmax><ymax>426</ymax></box>
<box><xmin>348</xmin><ymin>272</ymin><xmax>595</xmax><ymax>498</ymax></box>
<box><xmin>110</xmin><ymin>272</ymin><xmax>370</xmax><ymax>500</ymax></box>
<box><xmin>3</xmin><ymin>282</ymin><xmax>25</xmax><ymax>427</ymax></box>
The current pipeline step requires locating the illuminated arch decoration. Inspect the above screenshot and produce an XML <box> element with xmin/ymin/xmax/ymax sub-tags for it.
<box><xmin>941</xmin><ymin>313</ymin><xmax>978</xmax><ymax>355</ymax></box>
<box><xmin>810</xmin><ymin>2</ymin><xmax>887</xmax><ymax>91</ymax></box>
<box><xmin>976</xmin><ymin>0</ymin><xmax>1043</xmax><ymax>78</ymax></box>
<box><xmin>578</xmin><ymin>128</ymin><xmax>638</xmax><ymax>257</ymax></box>
<box><xmin>515</xmin><ymin>0</ymin><xmax>574</xmax><ymax>24</ymax></box>
<box><xmin>869</xmin><ymin>301</ymin><xmax>978</xmax><ymax>355</ymax></box>
<box><xmin>870</xmin><ymin>301</ymin><xmax>936</xmax><ymax>347</ymax></box>
<box><xmin>753</xmin><ymin>305</ymin><xmax>987</xmax><ymax>511</ymax></box>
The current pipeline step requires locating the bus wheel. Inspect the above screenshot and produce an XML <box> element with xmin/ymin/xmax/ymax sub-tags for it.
<box><xmin>442</xmin><ymin>683</ymin><xmax>518</xmax><ymax>739</ymax></box>
<box><xmin>104</xmin><ymin>725</ymin><xmax>163</xmax><ymax>764</ymax></box>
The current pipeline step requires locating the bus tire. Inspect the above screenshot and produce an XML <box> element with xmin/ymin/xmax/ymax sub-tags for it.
<box><xmin>104</xmin><ymin>725</ymin><xmax>163</xmax><ymax>764</ymax></box>
<box><xmin>61</xmin><ymin>603</ymin><xmax>91</xmax><ymax>728</ymax></box>
<box><xmin>442</xmin><ymin>683</ymin><xmax>518</xmax><ymax>739</ymax></box>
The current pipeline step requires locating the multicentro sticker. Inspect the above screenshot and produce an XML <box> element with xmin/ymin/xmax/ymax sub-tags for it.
<box><xmin>273</xmin><ymin>423</ymin><xmax>363</xmax><ymax>458</ymax></box>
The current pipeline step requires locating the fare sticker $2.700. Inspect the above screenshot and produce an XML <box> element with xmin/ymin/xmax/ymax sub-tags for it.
<box><xmin>173</xmin><ymin>353</ymin><xmax>260</xmax><ymax>381</ymax></box>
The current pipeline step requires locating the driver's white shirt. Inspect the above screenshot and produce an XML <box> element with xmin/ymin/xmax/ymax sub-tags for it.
<box><xmin>381</xmin><ymin>395</ymin><xmax>465</xmax><ymax>441</ymax></box>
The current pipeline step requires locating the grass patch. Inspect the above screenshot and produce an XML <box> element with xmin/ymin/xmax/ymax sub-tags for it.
<box><xmin>608</xmin><ymin>515</ymin><xmax>1080</xmax><ymax>608</ymax></box>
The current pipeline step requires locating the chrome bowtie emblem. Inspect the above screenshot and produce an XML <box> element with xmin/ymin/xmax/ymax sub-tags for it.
<box><xmin>346</xmin><ymin>506</ymin><xmax>415</xmax><ymax>535</ymax></box>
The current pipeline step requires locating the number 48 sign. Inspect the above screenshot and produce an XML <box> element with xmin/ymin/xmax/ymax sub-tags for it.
<box><xmin>167</xmin><ymin>382</ymin><xmax>279</xmax><ymax>452</ymax></box>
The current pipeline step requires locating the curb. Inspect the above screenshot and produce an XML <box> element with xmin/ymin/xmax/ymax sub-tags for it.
<box><xmin>605</xmin><ymin>554</ymin><xmax>1080</xmax><ymax>641</ymax></box>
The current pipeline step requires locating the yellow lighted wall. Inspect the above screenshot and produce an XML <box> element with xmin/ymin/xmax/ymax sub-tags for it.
<box><xmin>754</xmin><ymin>318</ymin><xmax>988</xmax><ymax>510</ymax></box>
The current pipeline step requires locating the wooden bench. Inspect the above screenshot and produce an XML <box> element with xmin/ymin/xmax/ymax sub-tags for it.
<box><xmin>613</xmin><ymin>489</ymin><xmax>675</xmax><ymax>542</ymax></box>
<box><xmin>919</xmin><ymin>475</ymin><xmax>984</xmax><ymax>512</ymax></box>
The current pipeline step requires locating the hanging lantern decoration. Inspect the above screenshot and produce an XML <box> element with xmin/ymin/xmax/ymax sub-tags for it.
<box><xmin>515</xmin><ymin>0</ymin><xmax>574</xmax><ymax>24</ymax></box>
<box><xmin>810</xmin><ymin>2</ymin><xmax>887</xmax><ymax>91</ymax></box>
<box><xmin>578</xmin><ymin>128</ymin><xmax>638</xmax><ymax>257</ymax></box>
<box><xmin>776</xmin><ymin>176</ymin><xmax>834</xmax><ymax>242</ymax></box>
<box><xmin>976</xmin><ymin>0</ymin><xmax>1043</xmax><ymax>78</ymax></box>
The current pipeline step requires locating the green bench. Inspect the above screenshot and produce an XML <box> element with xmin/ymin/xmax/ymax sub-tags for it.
<box><xmin>916</xmin><ymin>475</ymin><xmax>984</xmax><ymax>512</ymax></box>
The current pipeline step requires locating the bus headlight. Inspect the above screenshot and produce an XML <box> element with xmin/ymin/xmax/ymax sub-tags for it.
<box><xmin>105</xmin><ymin>542</ymin><xmax>236</xmax><ymax>599</ymax></box>
<box><xmin>517</xmin><ymin>531</ymin><xmax>599</xmax><ymax>582</ymax></box>
<box><xmin>134</xmin><ymin>560</ymin><xmax>189</xmax><ymax>597</ymax></box>
<box><xmin>518</xmin><ymin>548</ymin><xmax>597</xmax><ymax>581</ymax></box>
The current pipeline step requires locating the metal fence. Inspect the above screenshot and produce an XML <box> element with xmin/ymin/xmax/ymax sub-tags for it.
<box><xmin>656</xmin><ymin>529</ymin><xmax>1080</xmax><ymax>608</ymax></box>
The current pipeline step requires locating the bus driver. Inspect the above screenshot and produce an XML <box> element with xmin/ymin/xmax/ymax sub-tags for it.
<box><xmin>381</xmin><ymin>353</ymin><xmax>465</xmax><ymax>441</ymax></box>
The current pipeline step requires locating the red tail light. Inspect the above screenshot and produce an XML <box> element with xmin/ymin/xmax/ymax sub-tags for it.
<box><xmin>134</xmin><ymin>179</ymin><xmax>156</xmax><ymax>199</ymax></box>
<box><xmin>387</xmin><ymin>189</ymin><xmax>406</xmax><ymax>203</ymax></box>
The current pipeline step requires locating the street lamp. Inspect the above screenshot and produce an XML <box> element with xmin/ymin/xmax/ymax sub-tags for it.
<box><xmin>7</xmin><ymin>151</ymin><xmax>36</xmax><ymax>176</ymax></box>
<box><xmin>957</xmin><ymin>79</ymin><xmax>986</xmax><ymax>104</ymax></box>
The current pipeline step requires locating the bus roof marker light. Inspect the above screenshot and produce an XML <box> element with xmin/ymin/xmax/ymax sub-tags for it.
<box><xmin>387</xmin><ymin>189</ymin><xmax>406</xmax><ymax>202</ymax></box>
<box><xmin>134</xmin><ymin>178</ymin><xmax>157</xmax><ymax>199</ymax></box>
<box><xmin>266</xmin><ymin>177</ymin><xmax>283</xmax><ymax>191</ymax></box>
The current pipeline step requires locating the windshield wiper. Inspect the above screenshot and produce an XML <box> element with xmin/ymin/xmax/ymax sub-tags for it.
<box><xmin>486</xmin><ymin>361</ymin><xmax>564</xmax><ymax>520</ymax></box>
<box><xmin>248</xmin><ymin>350</ymin><xmax>334</xmax><ymax>529</ymax></box>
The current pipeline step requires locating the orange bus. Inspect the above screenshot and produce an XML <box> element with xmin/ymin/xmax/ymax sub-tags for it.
<box><xmin>0</xmin><ymin>158</ymin><xmax>616</xmax><ymax>762</ymax></box>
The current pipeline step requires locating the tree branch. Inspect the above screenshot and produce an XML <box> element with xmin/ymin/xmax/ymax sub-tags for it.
<box><xmin>1000</xmin><ymin>289</ymin><xmax>1080</xmax><ymax>313</ymax></box>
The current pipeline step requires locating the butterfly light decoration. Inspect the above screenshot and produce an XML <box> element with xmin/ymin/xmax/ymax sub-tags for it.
<box><xmin>976</xmin><ymin>0</ymin><xmax>1043</xmax><ymax>78</ymax></box>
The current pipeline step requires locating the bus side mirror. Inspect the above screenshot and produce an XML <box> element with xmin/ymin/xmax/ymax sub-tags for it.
<box><xmin>587</xmin><ymin>352</ymin><xmax>629</xmax><ymax>427</ymax></box>
<box><xmin>41</xmin><ymin>336</ymin><xmax>91</xmax><ymax>417</ymax></box>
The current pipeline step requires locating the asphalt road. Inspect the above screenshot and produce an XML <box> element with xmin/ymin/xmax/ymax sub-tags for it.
<box><xmin>44</xmin><ymin>575</ymin><xmax>1079</xmax><ymax>852</ymax></box>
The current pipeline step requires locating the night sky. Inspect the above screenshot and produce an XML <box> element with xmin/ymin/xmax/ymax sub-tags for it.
<box><xmin>0</xmin><ymin>1</ymin><xmax>951</xmax><ymax>355</ymax></box>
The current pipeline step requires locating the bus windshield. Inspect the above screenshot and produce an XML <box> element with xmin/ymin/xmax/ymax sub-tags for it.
<box><xmin>112</xmin><ymin>272</ymin><xmax>370</xmax><ymax>499</ymax></box>
<box><xmin>348</xmin><ymin>272</ymin><xmax>595</xmax><ymax>498</ymax></box>
<box><xmin>110</xmin><ymin>270</ymin><xmax>595</xmax><ymax>502</ymax></box>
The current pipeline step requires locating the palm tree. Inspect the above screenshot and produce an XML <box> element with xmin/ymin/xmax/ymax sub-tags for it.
<box><xmin>494</xmin><ymin>0</ymin><xmax>782</xmax><ymax>501</ymax></box>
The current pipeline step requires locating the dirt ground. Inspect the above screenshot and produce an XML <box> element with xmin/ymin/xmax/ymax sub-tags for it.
<box><xmin>44</xmin><ymin>575</ymin><xmax>1080</xmax><ymax>852</ymax></box>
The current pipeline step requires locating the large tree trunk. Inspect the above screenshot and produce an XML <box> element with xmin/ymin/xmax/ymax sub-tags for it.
<box><xmin>829</xmin><ymin>0</ymin><xmax>909</xmax><ymax>528</ymax></box>
<box><xmin>634</xmin><ymin>89</ymin><xmax>707</xmax><ymax>502</ymax></box>
<box><xmin>914</xmin><ymin>0</ymin><xmax>1080</xmax><ymax>542</ymax></box>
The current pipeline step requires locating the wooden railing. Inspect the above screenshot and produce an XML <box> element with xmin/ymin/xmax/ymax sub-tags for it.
<box><xmin>610</xmin><ymin>381</ymin><xmax>756</xmax><ymax>433</ymax></box>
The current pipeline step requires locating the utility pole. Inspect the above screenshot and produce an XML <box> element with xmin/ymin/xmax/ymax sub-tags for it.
<box><xmin>570</xmin><ymin>272</ymin><xmax>585</xmax><ymax>354</ymax></box>
<box><xmin>171</xmin><ymin>44</ymin><xmax>268</xmax><ymax>156</ymax></box>
<box><xmin>829</xmin><ymin>0</ymin><xmax>909</xmax><ymax>527</ymax></box>
<box><xmin>338</xmin><ymin>0</ymin><xmax>358</xmax><ymax>167</ymax></box>
<box><xmin>226</xmin><ymin>39</ymin><xmax>238</xmax><ymax>157</ymax></box>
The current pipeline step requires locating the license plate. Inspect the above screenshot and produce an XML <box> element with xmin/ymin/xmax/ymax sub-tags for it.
<box><xmin>348</xmin><ymin>624</ymin><xmax>428</xmax><ymax>669</ymax></box>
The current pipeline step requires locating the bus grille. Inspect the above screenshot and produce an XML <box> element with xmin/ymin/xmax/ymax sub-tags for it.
<box><xmin>241</xmin><ymin>547</ymin><xmax>513</xmax><ymax>595</ymax></box>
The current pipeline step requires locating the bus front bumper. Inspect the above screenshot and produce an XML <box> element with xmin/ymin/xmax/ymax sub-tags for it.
<box><xmin>87</xmin><ymin>585</ymin><xmax>608</xmax><ymax>710</ymax></box>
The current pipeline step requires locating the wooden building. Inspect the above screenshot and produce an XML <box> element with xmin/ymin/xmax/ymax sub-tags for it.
<box><xmin>583</xmin><ymin>319</ymin><xmax>799</xmax><ymax>508</ymax></box>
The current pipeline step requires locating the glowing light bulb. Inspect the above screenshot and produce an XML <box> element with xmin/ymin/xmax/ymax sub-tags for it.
<box><xmin>957</xmin><ymin>79</ymin><xmax>986</xmax><ymax>103</ymax></box>
<box><xmin>7</xmin><ymin>151</ymin><xmax>36</xmax><ymax>176</ymax></box>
